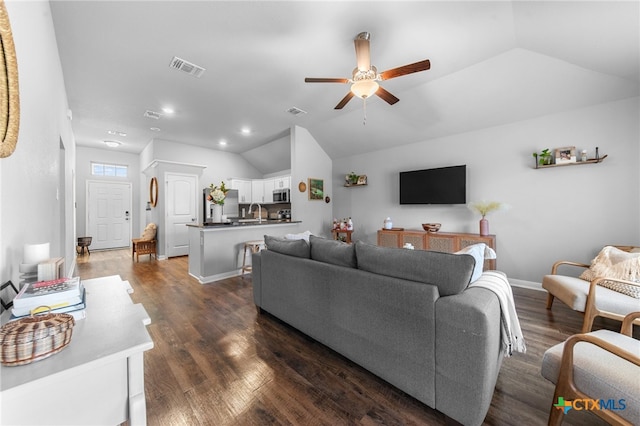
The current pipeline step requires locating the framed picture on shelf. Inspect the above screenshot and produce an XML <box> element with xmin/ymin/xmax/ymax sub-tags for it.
<box><xmin>357</xmin><ymin>175</ymin><xmax>367</xmax><ymax>185</ymax></box>
<box><xmin>555</xmin><ymin>146</ymin><xmax>576</xmax><ymax>164</ymax></box>
<box><xmin>308</xmin><ymin>178</ymin><xmax>324</xmax><ymax>200</ymax></box>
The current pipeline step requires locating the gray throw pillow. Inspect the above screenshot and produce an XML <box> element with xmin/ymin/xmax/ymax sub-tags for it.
<box><xmin>264</xmin><ymin>235</ymin><xmax>310</xmax><ymax>258</ymax></box>
<box><xmin>355</xmin><ymin>241</ymin><xmax>474</xmax><ymax>296</ymax></box>
<box><xmin>309</xmin><ymin>235</ymin><xmax>357</xmax><ymax>268</ymax></box>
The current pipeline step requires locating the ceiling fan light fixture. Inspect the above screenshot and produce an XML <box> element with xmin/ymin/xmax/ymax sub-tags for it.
<box><xmin>350</xmin><ymin>79</ymin><xmax>379</xmax><ymax>99</ymax></box>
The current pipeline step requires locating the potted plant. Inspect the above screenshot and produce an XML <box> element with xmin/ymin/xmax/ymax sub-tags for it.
<box><xmin>533</xmin><ymin>149</ymin><xmax>553</xmax><ymax>166</ymax></box>
<box><xmin>468</xmin><ymin>200</ymin><xmax>508</xmax><ymax>236</ymax></box>
<box><xmin>347</xmin><ymin>172</ymin><xmax>359</xmax><ymax>185</ymax></box>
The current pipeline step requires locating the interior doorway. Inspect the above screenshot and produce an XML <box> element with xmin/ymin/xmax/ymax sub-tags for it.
<box><xmin>86</xmin><ymin>181</ymin><xmax>132</xmax><ymax>250</ymax></box>
<box><xmin>165</xmin><ymin>172</ymin><xmax>198</xmax><ymax>257</ymax></box>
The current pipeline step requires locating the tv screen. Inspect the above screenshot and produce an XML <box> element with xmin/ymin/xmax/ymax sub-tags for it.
<box><xmin>399</xmin><ymin>165</ymin><xmax>466</xmax><ymax>205</ymax></box>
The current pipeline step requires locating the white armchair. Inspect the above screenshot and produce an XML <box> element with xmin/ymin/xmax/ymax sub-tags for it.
<box><xmin>542</xmin><ymin>246</ymin><xmax>640</xmax><ymax>333</ymax></box>
<box><xmin>541</xmin><ymin>311</ymin><xmax>640</xmax><ymax>426</ymax></box>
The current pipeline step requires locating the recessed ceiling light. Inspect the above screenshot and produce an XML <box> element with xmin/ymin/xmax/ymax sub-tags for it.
<box><xmin>144</xmin><ymin>110</ymin><xmax>161</xmax><ymax>119</ymax></box>
<box><xmin>104</xmin><ymin>140</ymin><xmax>121</xmax><ymax>148</ymax></box>
<box><xmin>241</xmin><ymin>127</ymin><xmax>251</xmax><ymax>135</ymax></box>
<box><xmin>150</xmin><ymin>127</ymin><xmax>161</xmax><ymax>132</ymax></box>
<box><xmin>107</xmin><ymin>130</ymin><xmax>127</xmax><ymax>137</ymax></box>
<box><xmin>162</xmin><ymin>107</ymin><xmax>174</xmax><ymax>114</ymax></box>
<box><xmin>219</xmin><ymin>140</ymin><xmax>227</xmax><ymax>146</ymax></box>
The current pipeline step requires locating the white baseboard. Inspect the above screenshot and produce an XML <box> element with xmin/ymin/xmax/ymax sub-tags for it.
<box><xmin>509</xmin><ymin>278</ymin><xmax>544</xmax><ymax>291</ymax></box>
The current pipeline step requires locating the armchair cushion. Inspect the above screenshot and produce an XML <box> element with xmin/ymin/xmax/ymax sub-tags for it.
<box><xmin>541</xmin><ymin>329</ymin><xmax>640</xmax><ymax>425</ymax></box>
<box><xmin>542</xmin><ymin>275</ymin><xmax>640</xmax><ymax>313</ymax></box>
<box><xmin>579</xmin><ymin>246</ymin><xmax>640</xmax><ymax>298</ymax></box>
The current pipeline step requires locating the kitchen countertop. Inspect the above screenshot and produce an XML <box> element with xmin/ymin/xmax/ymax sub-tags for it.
<box><xmin>187</xmin><ymin>220</ymin><xmax>303</xmax><ymax>283</ymax></box>
<box><xmin>187</xmin><ymin>220</ymin><xmax>301</xmax><ymax>229</ymax></box>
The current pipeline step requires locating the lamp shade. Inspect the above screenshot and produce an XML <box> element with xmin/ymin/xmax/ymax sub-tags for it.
<box><xmin>350</xmin><ymin>80</ymin><xmax>379</xmax><ymax>99</ymax></box>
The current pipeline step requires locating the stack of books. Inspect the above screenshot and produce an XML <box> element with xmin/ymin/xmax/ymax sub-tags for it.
<box><xmin>11</xmin><ymin>277</ymin><xmax>86</xmax><ymax>320</ymax></box>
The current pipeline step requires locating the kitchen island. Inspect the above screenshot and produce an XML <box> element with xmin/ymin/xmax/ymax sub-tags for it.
<box><xmin>187</xmin><ymin>220</ymin><xmax>303</xmax><ymax>283</ymax></box>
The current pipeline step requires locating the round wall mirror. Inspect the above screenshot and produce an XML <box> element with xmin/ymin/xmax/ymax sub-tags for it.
<box><xmin>0</xmin><ymin>2</ymin><xmax>20</xmax><ymax>158</ymax></box>
<box><xmin>150</xmin><ymin>177</ymin><xmax>158</xmax><ymax>207</ymax></box>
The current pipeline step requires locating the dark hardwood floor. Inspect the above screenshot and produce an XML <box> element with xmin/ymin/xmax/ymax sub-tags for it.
<box><xmin>76</xmin><ymin>249</ymin><xmax>626</xmax><ymax>426</ymax></box>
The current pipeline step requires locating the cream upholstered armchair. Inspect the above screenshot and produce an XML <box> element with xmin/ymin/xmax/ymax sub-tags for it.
<box><xmin>541</xmin><ymin>311</ymin><xmax>640</xmax><ymax>426</ymax></box>
<box><xmin>542</xmin><ymin>246</ymin><xmax>640</xmax><ymax>333</ymax></box>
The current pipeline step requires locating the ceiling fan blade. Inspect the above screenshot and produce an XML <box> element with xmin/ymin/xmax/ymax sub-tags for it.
<box><xmin>305</xmin><ymin>77</ymin><xmax>349</xmax><ymax>83</ymax></box>
<box><xmin>354</xmin><ymin>32</ymin><xmax>371</xmax><ymax>71</ymax></box>
<box><xmin>380</xmin><ymin>59</ymin><xmax>431</xmax><ymax>80</ymax></box>
<box><xmin>334</xmin><ymin>92</ymin><xmax>355</xmax><ymax>109</ymax></box>
<box><xmin>376</xmin><ymin>86</ymin><xmax>400</xmax><ymax>105</ymax></box>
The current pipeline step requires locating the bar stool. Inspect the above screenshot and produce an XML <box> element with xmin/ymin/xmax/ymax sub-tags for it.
<box><xmin>241</xmin><ymin>240</ymin><xmax>265</xmax><ymax>276</ymax></box>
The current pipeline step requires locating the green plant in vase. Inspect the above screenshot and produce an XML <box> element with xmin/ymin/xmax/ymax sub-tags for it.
<box><xmin>533</xmin><ymin>149</ymin><xmax>553</xmax><ymax>166</ymax></box>
<box><xmin>347</xmin><ymin>172</ymin><xmax>359</xmax><ymax>184</ymax></box>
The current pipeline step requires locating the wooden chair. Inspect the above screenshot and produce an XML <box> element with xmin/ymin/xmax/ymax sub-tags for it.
<box><xmin>541</xmin><ymin>312</ymin><xmax>640</xmax><ymax>426</ymax></box>
<box><xmin>132</xmin><ymin>239</ymin><xmax>157</xmax><ymax>262</ymax></box>
<box><xmin>132</xmin><ymin>223</ymin><xmax>157</xmax><ymax>262</ymax></box>
<box><xmin>542</xmin><ymin>246</ymin><xmax>640</xmax><ymax>332</ymax></box>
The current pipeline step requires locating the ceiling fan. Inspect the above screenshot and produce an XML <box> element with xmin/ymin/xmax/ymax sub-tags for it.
<box><xmin>305</xmin><ymin>32</ymin><xmax>431</xmax><ymax>110</ymax></box>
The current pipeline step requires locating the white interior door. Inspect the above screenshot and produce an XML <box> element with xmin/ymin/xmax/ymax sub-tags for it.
<box><xmin>166</xmin><ymin>173</ymin><xmax>198</xmax><ymax>257</ymax></box>
<box><xmin>87</xmin><ymin>181</ymin><xmax>132</xmax><ymax>250</ymax></box>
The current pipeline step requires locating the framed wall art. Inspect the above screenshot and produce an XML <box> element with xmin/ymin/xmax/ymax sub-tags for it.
<box><xmin>555</xmin><ymin>146</ymin><xmax>576</xmax><ymax>164</ymax></box>
<box><xmin>308</xmin><ymin>178</ymin><xmax>324</xmax><ymax>200</ymax></box>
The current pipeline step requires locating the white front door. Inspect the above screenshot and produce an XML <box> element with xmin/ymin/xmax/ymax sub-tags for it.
<box><xmin>165</xmin><ymin>173</ymin><xmax>198</xmax><ymax>257</ymax></box>
<box><xmin>87</xmin><ymin>181</ymin><xmax>132</xmax><ymax>250</ymax></box>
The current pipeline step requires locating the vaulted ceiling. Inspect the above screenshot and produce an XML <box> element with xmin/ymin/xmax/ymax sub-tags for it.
<box><xmin>50</xmin><ymin>1</ymin><xmax>639</xmax><ymax>173</ymax></box>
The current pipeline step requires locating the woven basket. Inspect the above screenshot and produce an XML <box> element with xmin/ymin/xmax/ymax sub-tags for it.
<box><xmin>0</xmin><ymin>307</ymin><xmax>75</xmax><ymax>366</ymax></box>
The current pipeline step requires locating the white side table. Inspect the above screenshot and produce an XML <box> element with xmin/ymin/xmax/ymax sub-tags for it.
<box><xmin>1</xmin><ymin>275</ymin><xmax>154</xmax><ymax>425</ymax></box>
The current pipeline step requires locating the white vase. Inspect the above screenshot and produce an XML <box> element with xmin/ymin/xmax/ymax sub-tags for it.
<box><xmin>211</xmin><ymin>204</ymin><xmax>223</xmax><ymax>223</ymax></box>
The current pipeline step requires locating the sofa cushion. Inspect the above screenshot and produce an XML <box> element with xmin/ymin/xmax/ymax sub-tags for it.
<box><xmin>355</xmin><ymin>241</ymin><xmax>474</xmax><ymax>296</ymax></box>
<box><xmin>309</xmin><ymin>235</ymin><xmax>357</xmax><ymax>268</ymax></box>
<box><xmin>264</xmin><ymin>235</ymin><xmax>310</xmax><ymax>258</ymax></box>
<box><xmin>455</xmin><ymin>243</ymin><xmax>497</xmax><ymax>283</ymax></box>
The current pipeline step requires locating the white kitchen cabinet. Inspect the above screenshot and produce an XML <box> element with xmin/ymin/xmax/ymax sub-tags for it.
<box><xmin>230</xmin><ymin>179</ymin><xmax>252</xmax><ymax>203</ymax></box>
<box><xmin>251</xmin><ymin>180</ymin><xmax>264</xmax><ymax>203</ymax></box>
<box><xmin>274</xmin><ymin>175</ymin><xmax>290</xmax><ymax>189</ymax></box>
<box><xmin>263</xmin><ymin>178</ymin><xmax>276</xmax><ymax>203</ymax></box>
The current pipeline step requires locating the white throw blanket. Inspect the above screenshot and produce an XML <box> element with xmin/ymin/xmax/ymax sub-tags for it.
<box><xmin>469</xmin><ymin>271</ymin><xmax>526</xmax><ymax>357</ymax></box>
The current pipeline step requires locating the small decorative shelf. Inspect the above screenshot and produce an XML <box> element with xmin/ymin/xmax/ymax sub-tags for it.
<box><xmin>344</xmin><ymin>173</ymin><xmax>368</xmax><ymax>186</ymax></box>
<box><xmin>534</xmin><ymin>155</ymin><xmax>607</xmax><ymax>169</ymax></box>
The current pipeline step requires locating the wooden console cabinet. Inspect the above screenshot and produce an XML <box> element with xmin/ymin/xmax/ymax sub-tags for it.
<box><xmin>377</xmin><ymin>229</ymin><xmax>496</xmax><ymax>270</ymax></box>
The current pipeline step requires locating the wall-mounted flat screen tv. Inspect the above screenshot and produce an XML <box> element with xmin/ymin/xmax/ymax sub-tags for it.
<box><xmin>399</xmin><ymin>165</ymin><xmax>466</xmax><ymax>205</ymax></box>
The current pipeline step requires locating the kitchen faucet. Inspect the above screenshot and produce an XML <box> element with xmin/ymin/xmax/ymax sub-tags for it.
<box><xmin>248</xmin><ymin>202</ymin><xmax>263</xmax><ymax>223</ymax></box>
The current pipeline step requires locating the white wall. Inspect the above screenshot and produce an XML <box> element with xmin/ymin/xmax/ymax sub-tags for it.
<box><xmin>332</xmin><ymin>97</ymin><xmax>640</xmax><ymax>284</ymax></box>
<box><xmin>147</xmin><ymin>138</ymin><xmax>263</xmax><ymax>185</ymax></box>
<box><xmin>291</xmin><ymin>126</ymin><xmax>333</xmax><ymax>238</ymax></box>
<box><xmin>1</xmin><ymin>1</ymin><xmax>76</xmax><ymax>295</ymax></box>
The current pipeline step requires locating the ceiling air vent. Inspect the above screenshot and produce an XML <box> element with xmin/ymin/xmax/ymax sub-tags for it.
<box><xmin>144</xmin><ymin>110</ymin><xmax>162</xmax><ymax>120</ymax></box>
<box><xmin>286</xmin><ymin>107</ymin><xmax>307</xmax><ymax>116</ymax></box>
<box><xmin>169</xmin><ymin>56</ymin><xmax>206</xmax><ymax>78</ymax></box>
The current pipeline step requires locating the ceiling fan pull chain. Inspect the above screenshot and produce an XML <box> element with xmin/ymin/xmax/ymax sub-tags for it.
<box><xmin>363</xmin><ymin>98</ymin><xmax>367</xmax><ymax>125</ymax></box>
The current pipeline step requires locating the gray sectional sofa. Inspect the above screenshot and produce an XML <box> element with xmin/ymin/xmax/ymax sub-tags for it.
<box><xmin>252</xmin><ymin>235</ymin><xmax>504</xmax><ymax>426</ymax></box>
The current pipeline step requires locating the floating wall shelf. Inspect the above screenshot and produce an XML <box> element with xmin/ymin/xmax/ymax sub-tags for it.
<box><xmin>534</xmin><ymin>155</ymin><xmax>607</xmax><ymax>169</ymax></box>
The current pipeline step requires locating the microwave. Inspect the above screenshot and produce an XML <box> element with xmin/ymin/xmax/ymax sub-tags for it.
<box><xmin>273</xmin><ymin>188</ymin><xmax>290</xmax><ymax>203</ymax></box>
